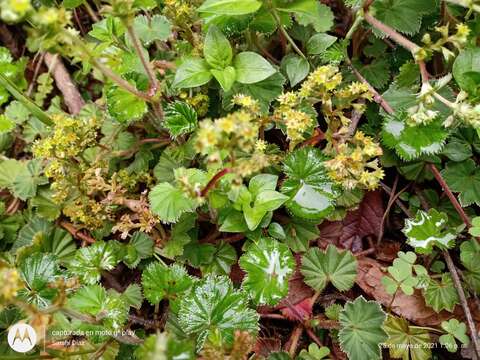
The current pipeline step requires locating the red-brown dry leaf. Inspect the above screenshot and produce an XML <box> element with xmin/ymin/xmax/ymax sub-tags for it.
<box><xmin>318</xmin><ymin>190</ymin><xmax>384</xmax><ymax>252</ymax></box>
<box><xmin>376</xmin><ymin>241</ymin><xmax>401</xmax><ymax>262</ymax></box>
<box><xmin>357</xmin><ymin>258</ymin><xmax>480</xmax><ymax>327</ymax></box>
<box><xmin>280</xmin><ymin>297</ymin><xmax>313</xmax><ymax>321</ymax></box>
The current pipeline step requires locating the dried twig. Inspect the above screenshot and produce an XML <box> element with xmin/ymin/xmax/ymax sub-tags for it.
<box><xmin>44</xmin><ymin>53</ymin><xmax>85</xmax><ymax>115</ymax></box>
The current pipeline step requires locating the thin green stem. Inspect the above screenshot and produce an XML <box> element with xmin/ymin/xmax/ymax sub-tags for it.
<box><xmin>65</xmin><ymin>32</ymin><xmax>151</xmax><ymax>101</ymax></box>
<box><xmin>0</xmin><ymin>73</ymin><xmax>53</xmax><ymax>126</ymax></box>
<box><xmin>270</xmin><ymin>4</ymin><xmax>306</xmax><ymax>59</ymax></box>
<box><xmin>345</xmin><ymin>11</ymin><xmax>364</xmax><ymax>41</ymax></box>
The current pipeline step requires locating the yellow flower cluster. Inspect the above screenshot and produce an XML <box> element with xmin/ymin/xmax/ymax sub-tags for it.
<box><xmin>63</xmin><ymin>197</ymin><xmax>114</xmax><ymax>229</ymax></box>
<box><xmin>180</xmin><ymin>92</ymin><xmax>210</xmax><ymax>117</ymax></box>
<box><xmin>274</xmin><ymin>65</ymin><xmax>371</xmax><ymax>148</ymax></box>
<box><xmin>163</xmin><ymin>0</ymin><xmax>201</xmax><ymax>26</ymax></box>
<box><xmin>0</xmin><ymin>266</ymin><xmax>21</xmax><ymax>304</ymax></box>
<box><xmin>325</xmin><ymin>131</ymin><xmax>384</xmax><ymax>191</ymax></box>
<box><xmin>0</xmin><ymin>0</ymin><xmax>31</xmax><ymax>22</ymax></box>
<box><xmin>417</xmin><ymin>23</ymin><xmax>470</xmax><ymax>61</ymax></box>
<box><xmin>195</xmin><ymin>96</ymin><xmax>260</xmax><ymax>161</ymax></box>
<box><xmin>33</xmin><ymin>114</ymin><xmax>100</xmax><ymax>159</ymax></box>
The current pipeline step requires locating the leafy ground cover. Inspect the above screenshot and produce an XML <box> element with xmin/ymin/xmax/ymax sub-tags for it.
<box><xmin>0</xmin><ymin>0</ymin><xmax>480</xmax><ymax>359</ymax></box>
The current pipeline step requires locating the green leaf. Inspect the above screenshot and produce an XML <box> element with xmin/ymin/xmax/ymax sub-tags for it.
<box><xmin>132</xmin><ymin>15</ymin><xmax>171</xmax><ymax>45</ymax></box>
<box><xmin>123</xmin><ymin>232</ymin><xmax>154</xmax><ymax>268</ymax></box>
<box><xmin>233</xmin><ymin>52</ymin><xmax>276</xmax><ymax>84</ymax></box>
<box><xmin>204</xmin><ymin>25</ymin><xmax>233</xmax><ymax>69</ymax></box>
<box><xmin>142</xmin><ymin>263</ymin><xmax>194</xmax><ymax>306</ymax></box>
<box><xmin>201</xmin><ymin>242</ymin><xmax>237</xmax><ymax>275</ymax></box>
<box><xmin>281</xmin><ymin>147</ymin><xmax>338</xmax><ymax>220</ymax></box>
<box><xmin>178</xmin><ymin>275</ymin><xmax>259</xmax><ymax>349</ymax></box>
<box><xmin>0</xmin><ymin>114</ymin><xmax>14</xmax><ymax>134</ymax></box>
<box><xmin>283</xmin><ymin>220</ymin><xmax>319</xmax><ymax>252</ymax></box>
<box><xmin>301</xmin><ymin>245</ymin><xmax>357</xmax><ymax>292</ymax></box>
<box><xmin>277</xmin><ymin>0</ymin><xmax>334</xmax><ymax>33</ymax></box>
<box><xmin>12</xmin><ymin>159</ymin><xmax>48</xmax><ymax>200</ymax></box>
<box><xmin>89</xmin><ymin>16</ymin><xmax>125</xmax><ymax>43</ymax></box>
<box><xmin>197</xmin><ymin>0</ymin><xmax>262</xmax><ymax>15</ymax></box>
<box><xmin>268</xmin><ymin>222</ymin><xmax>286</xmax><ymax>240</ymax></box>
<box><xmin>164</xmin><ymin>101</ymin><xmax>198</xmax><ymax>139</ymax></box>
<box><xmin>106</xmin><ymin>83</ymin><xmax>147</xmax><ymax>122</ymax></box>
<box><xmin>219</xmin><ymin>208</ymin><xmax>249</xmax><ymax>232</ymax></box>
<box><xmin>173</xmin><ymin>58</ymin><xmax>213</xmax><ymax>88</ymax></box>
<box><xmin>383</xmin><ymin>315</ymin><xmax>431</xmax><ymax>360</ymax></box>
<box><xmin>338</xmin><ymin>296</ymin><xmax>388</xmax><ymax>360</ymax></box>
<box><xmin>121</xmin><ymin>283</ymin><xmax>143</xmax><ymax>309</ymax></box>
<box><xmin>355</xmin><ymin>58</ymin><xmax>390</xmax><ymax>89</ymax></box>
<box><xmin>382</xmin><ymin>111</ymin><xmax>448</xmax><ymax>161</ymax></box>
<box><xmin>64</xmin><ymin>0</ymin><xmax>84</xmax><ymax>9</ymax></box>
<box><xmin>211</xmin><ymin>66</ymin><xmax>236</xmax><ymax>91</ymax></box>
<box><xmin>298</xmin><ymin>343</ymin><xmax>330</xmax><ymax>360</ymax></box>
<box><xmin>402</xmin><ymin>209</ymin><xmax>456</xmax><ymax>254</ymax></box>
<box><xmin>453</xmin><ymin>48</ymin><xmax>480</xmax><ymax>93</ymax></box>
<box><xmin>149</xmin><ymin>182</ymin><xmax>196</xmax><ymax>223</ymax></box>
<box><xmin>381</xmin><ymin>251</ymin><xmax>418</xmax><ymax>295</ymax></box>
<box><xmin>31</xmin><ymin>187</ymin><xmax>62</xmax><ymax>220</ymax></box>
<box><xmin>371</xmin><ymin>0</ymin><xmax>437</xmax><ymax>36</ymax></box>
<box><xmin>67</xmin><ymin>241</ymin><xmax>120</xmax><ymax>284</ymax></box>
<box><xmin>442</xmin><ymin>159</ymin><xmax>480</xmax><ymax>207</ymax></box>
<box><xmin>68</xmin><ymin>284</ymin><xmax>129</xmax><ymax>331</ymax></box>
<box><xmin>239</xmin><ymin>237</ymin><xmax>295</xmax><ymax>305</ymax></box>
<box><xmin>439</xmin><ymin>319</ymin><xmax>469</xmax><ymax>352</ymax></box>
<box><xmin>460</xmin><ymin>239</ymin><xmax>480</xmax><ymax>293</ymax></box>
<box><xmin>135</xmin><ymin>333</ymin><xmax>195</xmax><ymax>360</ymax></box>
<box><xmin>424</xmin><ymin>274</ymin><xmax>459</xmax><ymax>312</ymax></box>
<box><xmin>306</xmin><ymin>33</ymin><xmax>337</xmax><ymax>56</ymax></box>
<box><xmin>281</xmin><ymin>54</ymin><xmax>309</xmax><ymax>87</ymax></box>
<box><xmin>19</xmin><ymin>253</ymin><xmax>58</xmax><ymax>308</ymax></box>
<box><xmin>224</xmin><ymin>72</ymin><xmax>286</xmax><ymax>112</ymax></box>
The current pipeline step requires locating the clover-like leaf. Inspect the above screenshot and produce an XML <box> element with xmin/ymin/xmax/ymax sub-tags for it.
<box><xmin>281</xmin><ymin>147</ymin><xmax>338</xmax><ymax>220</ymax></box>
<box><xmin>402</xmin><ymin>209</ymin><xmax>456</xmax><ymax>254</ymax></box>
<box><xmin>339</xmin><ymin>296</ymin><xmax>388</xmax><ymax>360</ymax></box>
<box><xmin>442</xmin><ymin>159</ymin><xmax>480</xmax><ymax>207</ymax></box>
<box><xmin>141</xmin><ymin>263</ymin><xmax>194</xmax><ymax>307</ymax></box>
<box><xmin>67</xmin><ymin>241</ymin><xmax>120</xmax><ymax>284</ymax></box>
<box><xmin>301</xmin><ymin>245</ymin><xmax>357</xmax><ymax>292</ymax></box>
<box><xmin>423</xmin><ymin>274</ymin><xmax>459</xmax><ymax>313</ymax></box>
<box><xmin>381</xmin><ymin>251</ymin><xmax>418</xmax><ymax>295</ymax></box>
<box><xmin>439</xmin><ymin>319</ymin><xmax>470</xmax><ymax>353</ymax></box>
<box><xmin>383</xmin><ymin>315</ymin><xmax>431</xmax><ymax>360</ymax></box>
<box><xmin>298</xmin><ymin>343</ymin><xmax>330</xmax><ymax>360</ymax></box>
<box><xmin>178</xmin><ymin>275</ymin><xmax>259</xmax><ymax>349</ymax></box>
<box><xmin>239</xmin><ymin>237</ymin><xmax>295</xmax><ymax>305</ymax></box>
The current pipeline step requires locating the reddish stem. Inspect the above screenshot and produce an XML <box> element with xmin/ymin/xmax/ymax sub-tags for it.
<box><xmin>200</xmin><ymin>168</ymin><xmax>232</xmax><ymax>197</ymax></box>
<box><xmin>428</xmin><ymin>163</ymin><xmax>472</xmax><ymax>228</ymax></box>
<box><xmin>60</xmin><ymin>221</ymin><xmax>95</xmax><ymax>244</ymax></box>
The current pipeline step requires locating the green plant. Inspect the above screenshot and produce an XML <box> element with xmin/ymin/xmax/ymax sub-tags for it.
<box><xmin>1</xmin><ymin>0</ymin><xmax>480</xmax><ymax>358</ymax></box>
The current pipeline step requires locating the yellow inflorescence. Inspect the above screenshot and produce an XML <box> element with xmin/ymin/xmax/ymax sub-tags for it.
<box><xmin>325</xmin><ymin>131</ymin><xmax>384</xmax><ymax>191</ymax></box>
<box><xmin>0</xmin><ymin>267</ymin><xmax>22</xmax><ymax>302</ymax></box>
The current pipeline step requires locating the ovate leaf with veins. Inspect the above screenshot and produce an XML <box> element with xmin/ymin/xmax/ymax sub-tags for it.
<box><xmin>197</xmin><ymin>0</ymin><xmax>262</xmax><ymax>15</ymax></box>
<box><xmin>301</xmin><ymin>245</ymin><xmax>357</xmax><ymax>292</ymax></box>
<box><xmin>281</xmin><ymin>147</ymin><xmax>338</xmax><ymax>221</ymax></box>
<box><xmin>442</xmin><ymin>159</ymin><xmax>480</xmax><ymax>207</ymax></box>
<box><xmin>383</xmin><ymin>315</ymin><xmax>431</xmax><ymax>360</ymax></box>
<box><xmin>239</xmin><ymin>237</ymin><xmax>295</xmax><ymax>305</ymax></box>
<box><xmin>402</xmin><ymin>209</ymin><xmax>456</xmax><ymax>254</ymax></box>
<box><xmin>338</xmin><ymin>296</ymin><xmax>388</xmax><ymax>360</ymax></box>
<box><xmin>178</xmin><ymin>275</ymin><xmax>259</xmax><ymax>349</ymax></box>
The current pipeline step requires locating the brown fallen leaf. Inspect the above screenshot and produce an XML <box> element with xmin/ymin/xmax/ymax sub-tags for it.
<box><xmin>356</xmin><ymin>258</ymin><xmax>480</xmax><ymax>328</ymax></box>
<box><xmin>319</xmin><ymin>190</ymin><xmax>384</xmax><ymax>252</ymax></box>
